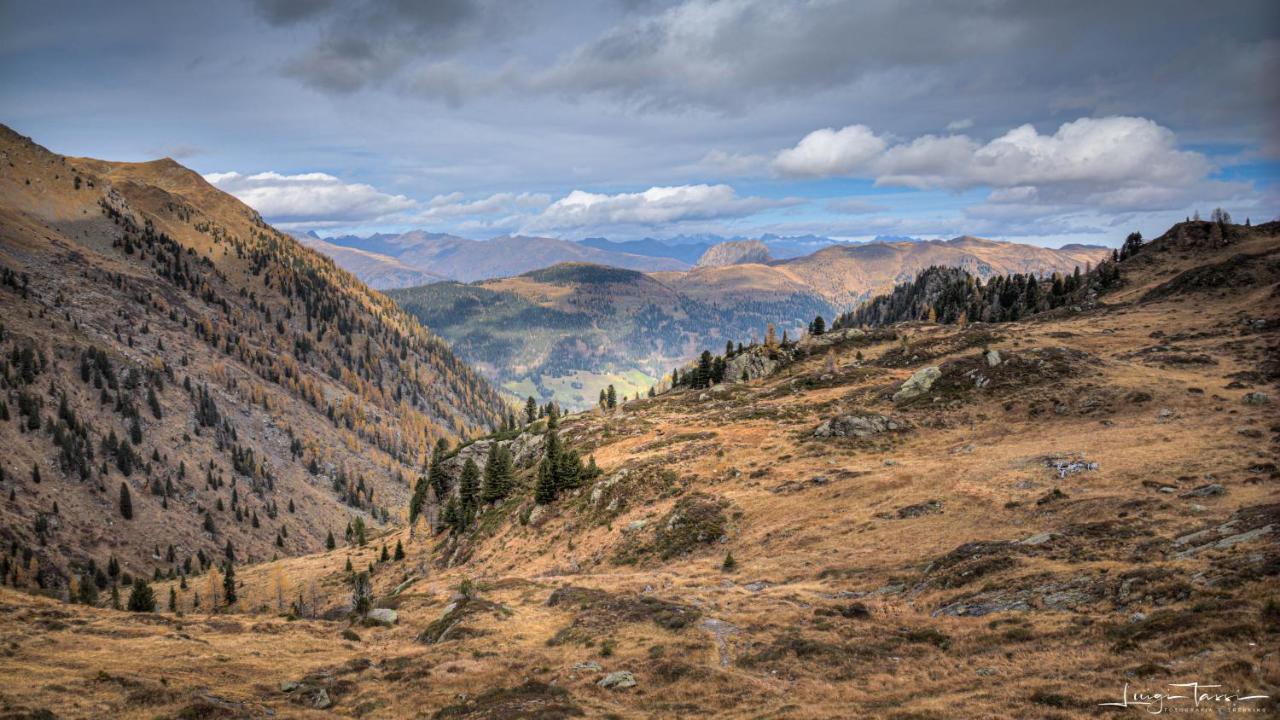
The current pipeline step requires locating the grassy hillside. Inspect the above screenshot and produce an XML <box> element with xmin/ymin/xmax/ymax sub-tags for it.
<box><xmin>1</xmin><ymin>219</ymin><xmax>1275</xmax><ymax>719</ymax></box>
<box><xmin>0</xmin><ymin>125</ymin><xmax>506</xmax><ymax>596</ymax></box>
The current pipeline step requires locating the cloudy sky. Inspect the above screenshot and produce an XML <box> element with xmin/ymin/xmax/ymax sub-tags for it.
<box><xmin>2</xmin><ymin>0</ymin><xmax>1277</xmax><ymax>247</ymax></box>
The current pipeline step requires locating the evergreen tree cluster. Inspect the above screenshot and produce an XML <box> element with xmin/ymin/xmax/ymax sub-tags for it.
<box><xmin>831</xmin><ymin>256</ymin><xmax>1124</xmax><ymax>330</ymax></box>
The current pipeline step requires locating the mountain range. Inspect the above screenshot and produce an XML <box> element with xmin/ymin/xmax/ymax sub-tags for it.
<box><xmin>389</xmin><ymin>237</ymin><xmax>1110</xmax><ymax>408</ymax></box>
<box><xmin>305</xmin><ymin>229</ymin><xmax>1110</xmax><ymax>290</ymax></box>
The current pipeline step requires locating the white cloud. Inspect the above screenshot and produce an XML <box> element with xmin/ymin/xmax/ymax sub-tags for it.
<box><xmin>204</xmin><ymin>170</ymin><xmax>417</xmax><ymax>223</ymax></box>
<box><xmin>945</xmin><ymin>118</ymin><xmax>974</xmax><ymax>131</ymax></box>
<box><xmin>522</xmin><ymin>184</ymin><xmax>794</xmax><ymax>232</ymax></box>
<box><xmin>419</xmin><ymin>191</ymin><xmax>551</xmax><ymax>219</ymax></box>
<box><xmin>772</xmin><ymin>116</ymin><xmax>1221</xmax><ymax>214</ymax></box>
<box><xmin>773</xmin><ymin>124</ymin><xmax>887</xmax><ymax>177</ymax></box>
<box><xmin>697</xmin><ymin>149</ymin><xmax>769</xmax><ymax>176</ymax></box>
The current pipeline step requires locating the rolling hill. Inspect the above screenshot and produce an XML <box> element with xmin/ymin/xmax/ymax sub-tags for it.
<box><xmin>313</xmin><ymin>231</ymin><xmax>690</xmax><ymax>286</ymax></box>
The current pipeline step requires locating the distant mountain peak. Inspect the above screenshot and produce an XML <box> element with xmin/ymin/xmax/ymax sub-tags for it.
<box><xmin>695</xmin><ymin>239</ymin><xmax>773</xmax><ymax>268</ymax></box>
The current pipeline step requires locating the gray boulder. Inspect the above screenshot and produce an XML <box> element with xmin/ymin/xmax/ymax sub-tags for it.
<box><xmin>597</xmin><ymin>671</ymin><xmax>637</xmax><ymax>689</ymax></box>
<box><xmin>893</xmin><ymin>366</ymin><xmax>941</xmax><ymax>403</ymax></box>
<box><xmin>366</xmin><ymin>608</ymin><xmax>398</xmax><ymax>626</ymax></box>
<box><xmin>814</xmin><ymin>413</ymin><xmax>910</xmax><ymax>439</ymax></box>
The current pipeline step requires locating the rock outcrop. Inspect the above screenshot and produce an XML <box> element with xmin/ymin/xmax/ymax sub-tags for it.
<box><xmin>814</xmin><ymin>414</ymin><xmax>911</xmax><ymax>439</ymax></box>
<box><xmin>892</xmin><ymin>366</ymin><xmax>941</xmax><ymax>403</ymax></box>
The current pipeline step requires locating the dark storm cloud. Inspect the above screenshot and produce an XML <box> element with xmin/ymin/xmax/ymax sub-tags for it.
<box><xmin>250</xmin><ymin>0</ymin><xmax>335</xmax><ymax>26</ymax></box>
<box><xmin>262</xmin><ymin>0</ymin><xmax>522</xmax><ymax>94</ymax></box>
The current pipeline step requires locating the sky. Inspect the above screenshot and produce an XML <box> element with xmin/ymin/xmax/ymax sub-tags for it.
<box><xmin>2</xmin><ymin>0</ymin><xmax>1278</xmax><ymax>248</ymax></box>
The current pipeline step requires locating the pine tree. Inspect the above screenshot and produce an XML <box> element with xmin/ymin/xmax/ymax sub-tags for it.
<box><xmin>223</xmin><ymin>562</ymin><xmax>237</xmax><ymax>606</ymax></box>
<box><xmin>428</xmin><ymin>439</ymin><xmax>449</xmax><ymax>502</ymax></box>
<box><xmin>380</xmin><ymin>544</ymin><xmax>389</xmax><ymax>562</ymax></box>
<box><xmin>598</xmin><ymin>388</ymin><xmax>607</xmax><ymax>408</ymax></box>
<box><xmin>810</xmin><ymin>315</ymin><xmax>825</xmax><ymax>335</ymax></box>
<box><xmin>606</xmin><ymin>385</ymin><xmax>617</xmax><ymax>409</ymax></box>
<box><xmin>126</xmin><ymin>578</ymin><xmax>155</xmax><ymax>612</ymax></box>
<box><xmin>168</xmin><ymin>586</ymin><xmax>177</xmax><ymax>612</ymax></box>
<box><xmin>534</xmin><ymin>459</ymin><xmax>556</xmax><ymax>505</ymax></box>
<box><xmin>110</xmin><ymin>584</ymin><xmax>121</xmax><ymax>610</ymax></box>
<box><xmin>77</xmin><ymin>575</ymin><xmax>99</xmax><ymax>606</ymax></box>
<box><xmin>325</xmin><ymin>530</ymin><xmax>336</xmax><ymax>550</ymax></box>
<box><xmin>394</xmin><ymin>540</ymin><xmax>404</xmax><ymax>560</ymax></box>
<box><xmin>442</xmin><ymin>495</ymin><xmax>460</xmax><ymax>532</ymax></box>
<box><xmin>721</xmin><ymin>551</ymin><xmax>737</xmax><ymax>572</ymax></box>
<box><xmin>458</xmin><ymin>458</ymin><xmax>480</xmax><ymax>528</ymax></box>
<box><xmin>480</xmin><ymin>442</ymin><xmax>506</xmax><ymax>503</ymax></box>
<box><xmin>525</xmin><ymin>396</ymin><xmax>538</xmax><ymax>424</ymax></box>
<box><xmin>118</xmin><ymin>482</ymin><xmax>133</xmax><ymax>520</ymax></box>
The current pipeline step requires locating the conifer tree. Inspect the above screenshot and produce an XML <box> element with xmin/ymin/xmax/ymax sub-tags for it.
<box><xmin>168</xmin><ymin>586</ymin><xmax>177</xmax><ymax>612</ymax></box>
<box><xmin>325</xmin><ymin>530</ymin><xmax>336</xmax><ymax>550</ymax></box>
<box><xmin>525</xmin><ymin>396</ymin><xmax>538</xmax><ymax>424</ymax></box>
<box><xmin>77</xmin><ymin>575</ymin><xmax>99</xmax><ymax>606</ymax></box>
<box><xmin>126</xmin><ymin>578</ymin><xmax>155</xmax><ymax>612</ymax></box>
<box><xmin>119</xmin><ymin>482</ymin><xmax>133</xmax><ymax>520</ymax></box>
<box><xmin>606</xmin><ymin>385</ymin><xmax>617</xmax><ymax>409</ymax></box>
<box><xmin>223</xmin><ymin>562</ymin><xmax>237</xmax><ymax>606</ymax></box>
<box><xmin>458</xmin><ymin>458</ymin><xmax>480</xmax><ymax>528</ymax></box>
<box><xmin>534</xmin><ymin>459</ymin><xmax>557</xmax><ymax>505</ymax></box>
<box><xmin>428</xmin><ymin>439</ymin><xmax>450</xmax><ymax>502</ymax></box>
<box><xmin>394</xmin><ymin>540</ymin><xmax>404</xmax><ymax>560</ymax></box>
<box><xmin>380</xmin><ymin>544</ymin><xmax>389</xmax><ymax>562</ymax></box>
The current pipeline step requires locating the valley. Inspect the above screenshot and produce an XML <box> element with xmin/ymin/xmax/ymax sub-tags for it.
<box><xmin>1</xmin><ymin>203</ymin><xmax>1275</xmax><ymax>717</ymax></box>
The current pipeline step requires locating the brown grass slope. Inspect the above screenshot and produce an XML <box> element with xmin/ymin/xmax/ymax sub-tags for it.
<box><xmin>0</xmin><ymin>212</ymin><xmax>1276</xmax><ymax>718</ymax></box>
<box><xmin>0</xmin><ymin>126</ymin><xmax>506</xmax><ymax>597</ymax></box>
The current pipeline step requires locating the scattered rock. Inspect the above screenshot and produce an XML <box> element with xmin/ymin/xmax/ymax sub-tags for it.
<box><xmin>572</xmin><ymin>661</ymin><xmax>602</xmax><ymax>672</ymax></box>
<box><xmin>1156</xmin><ymin>408</ymin><xmax>1177</xmax><ymax>423</ymax></box>
<box><xmin>1018</xmin><ymin>532</ymin><xmax>1056</xmax><ymax>546</ymax></box>
<box><xmin>813</xmin><ymin>413</ymin><xmax>911</xmax><ymax>439</ymax></box>
<box><xmin>1180</xmin><ymin>483</ymin><xmax>1225</xmax><ymax>499</ymax></box>
<box><xmin>893</xmin><ymin>366</ymin><xmax>941</xmax><ymax>403</ymax></box>
<box><xmin>312</xmin><ymin>688</ymin><xmax>331</xmax><ymax>710</ymax></box>
<box><xmin>886</xmin><ymin>499</ymin><xmax>944</xmax><ymax>519</ymax></box>
<box><xmin>700</xmin><ymin>617</ymin><xmax>742</xmax><ymax>668</ymax></box>
<box><xmin>366</xmin><ymin>608</ymin><xmax>397</xmax><ymax>626</ymax></box>
<box><xmin>1042</xmin><ymin>454</ymin><xmax>1097</xmax><ymax>479</ymax></box>
<box><xmin>1243</xmin><ymin>391</ymin><xmax>1270</xmax><ymax>405</ymax></box>
<box><xmin>597</xmin><ymin>671</ymin><xmax>637</xmax><ymax>690</ymax></box>
<box><xmin>985</xmin><ymin>350</ymin><xmax>1002</xmax><ymax>367</ymax></box>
